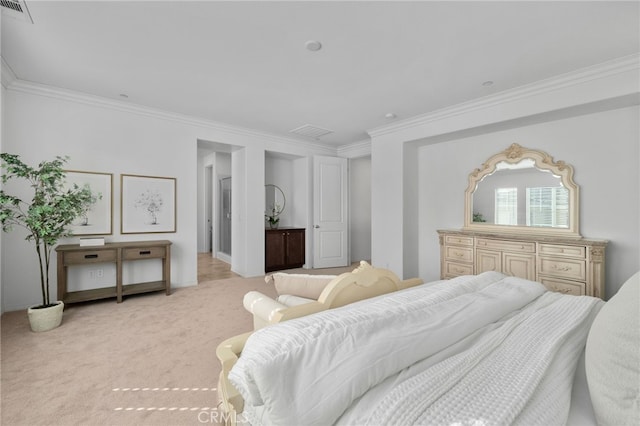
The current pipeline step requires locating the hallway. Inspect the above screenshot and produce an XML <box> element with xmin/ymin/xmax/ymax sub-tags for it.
<box><xmin>197</xmin><ymin>252</ymin><xmax>239</xmax><ymax>282</ymax></box>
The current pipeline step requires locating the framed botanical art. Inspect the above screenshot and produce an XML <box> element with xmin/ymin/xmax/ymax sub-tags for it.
<box><xmin>121</xmin><ymin>174</ymin><xmax>177</xmax><ymax>234</ymax></box>
<box><xmin>64</xmin><ymin>170</ymin><xmax>113</xmax><ymax>235</ymax></box>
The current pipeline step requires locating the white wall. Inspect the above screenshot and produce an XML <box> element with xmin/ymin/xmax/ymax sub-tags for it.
<box><xmin>371</xmin><ymin>140</ymin><xmax>405</xmax><ymax>272</ymax></box>
<box><xmin>197</xmin><ymin>150</ymin><xmax>214</xmax><ymax>253</ymax></box>
<box><xmin>370</xmin><ymin>55</ymin><xmax>639</xmax><ymax>290</ymax></box>
<box><xmin>232</xmin><ymin>146</ymin><xmax>266</xmax><ymax>277</ymax></box>
<box><xmin>1</xmin><ymin>85</ymin><xmax>334</xmax><ymax>311</ymax></box>
<box><xmin>0</xmin><ymin>83</ymin><xmax>5</xmax><ymax>312</ymax></box>
<box><xmin>418</xmin><ymin>106</ymin><xmax>639</xmax><ymax>298</ymax></box>
<box><xmin>265</xmin><ymin>156</ymin><xmax>294</xmax><ymax>227</ymax></box>
<box><xmin>1</xmin><ymin>90</ymin><xmax>199</xmax><ymax>310</ymax></box>
<box><xmin>349</xmin><ymin>156</ymin><xmax>371</xmax><ymax>262</ymax></box>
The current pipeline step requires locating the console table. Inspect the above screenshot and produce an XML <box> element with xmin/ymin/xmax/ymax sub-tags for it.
<box><xmin>56</xmin><ymin>240</ymin><xmax>172</xmax><ymax>304</ymax></box>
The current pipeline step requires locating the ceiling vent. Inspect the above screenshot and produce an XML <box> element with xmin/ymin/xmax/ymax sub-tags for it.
<box><xmin>1</xmin><ymin>0</ymin><xmax>33</xmax><ymax>24</ymax></box>
<box><xmin>289</xmin><ymin>124</ymin><xmax>334</xmax><ymax>140</ymax></box>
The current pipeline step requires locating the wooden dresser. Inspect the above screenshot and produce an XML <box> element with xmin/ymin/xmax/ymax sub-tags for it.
<box><xmin>438</xmin><ymin>230</ymin><xmax>607</xmax><ymax>299</ymax></box>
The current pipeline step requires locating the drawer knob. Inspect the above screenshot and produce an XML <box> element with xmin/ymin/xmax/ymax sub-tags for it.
<box><xmin>139</xmin><ymin>250</ymin><xmax>152</xmax><ymax>255</ymax></box>
<box><xmin>84</xmin><ymin>254</ymin><xmax>99</xmax><ymax>259</ymax></box>
<box><xmin>551</xmin><ymin>265</ymin><xmax>571</xmax><ymax>272</ymax></box>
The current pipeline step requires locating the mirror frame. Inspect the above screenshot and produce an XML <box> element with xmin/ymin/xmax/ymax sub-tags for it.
<box><xmin>265</xmin><ymin>184</ymin><xmax>286</xmax><ymax>216</ymax></box>
<box><xmin>463</xmin><ymin>143</ymin><xmax>581</xmax><ymax>237</ymax></box>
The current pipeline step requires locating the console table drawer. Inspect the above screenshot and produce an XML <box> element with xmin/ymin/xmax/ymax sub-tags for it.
<box><xmin>122</xmin><ymin>246</ymin><xmax>166</xmax><ymax>260</ymax></box>
<box><xmin>539</xmin><ymin>258</ymin><xmax>586</xmax><ymax>281</ymax></box>
<box><xmin>63</xmin><ymin>249</ymin><xmax>117</xmax><ymax>265</ymax></box>
<box><xmin>475</xmin><ymin>238</ymin><xmax>535</xmax><ymax>253</ymax></box>
<box><xmin>539</xmin><ymin>244</ymin><xmax>586</xmax><ymax>259</ymax></box>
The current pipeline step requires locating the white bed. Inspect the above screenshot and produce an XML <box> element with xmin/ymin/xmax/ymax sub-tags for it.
<box><xmin>223</xmin><ymin>271</ymin><xmax>639</xmax><ymax>426</ymax></box>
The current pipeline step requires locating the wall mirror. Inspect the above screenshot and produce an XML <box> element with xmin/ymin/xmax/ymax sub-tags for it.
<box><xmin>265</xmin><ymin>184</ymin><xmax>286</xmax><ymax>217</ymax></box>
<box><xmin>464</xmin><ymin>143</ymin><xmax>580</xmax><ymax>237</ymax></box>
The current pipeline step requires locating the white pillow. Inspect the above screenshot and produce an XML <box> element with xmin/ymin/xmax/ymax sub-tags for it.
<box><xmin>265</xmin><ymin>273</ymin><xmax>337</xmax><ymax>299</ymax></box>
<box><xmin>585</xmin><ymin>271</ymin><xmax>640</xmax><ymax>426</ymax></box>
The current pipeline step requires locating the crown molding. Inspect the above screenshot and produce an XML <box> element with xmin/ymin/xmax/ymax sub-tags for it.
<box><xmin>3</xmin><ymin>77</ymin><xmax>337</xmax><ymax>156</ymax></box>
<box><xmin>368</xmin><ymin>53</ymin><xmax>640</xmax><ymax>139</ymax></box>
<box><xmin>337</xmin><ymin>139</ymin><xmax>371</xmax><ymax>158</ymax></box>
<box><xmin>1</xmin><ymin>57</ymin><xmax>18</xmax><ymax>89</ymax></box>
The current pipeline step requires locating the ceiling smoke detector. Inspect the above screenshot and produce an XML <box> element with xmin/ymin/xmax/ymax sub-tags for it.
<box><xmin>1</xmin><ymin>0</ymin><xmax>33</xmax><ymax>23</ymax></box>
<box><xmin>305</xmin><ymin>40</ymin><xmax>322</xmax><ymax>52</ymax></box>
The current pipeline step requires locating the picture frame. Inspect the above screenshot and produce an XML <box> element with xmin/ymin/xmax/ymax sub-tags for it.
<box><xmin>121</xmin><ymin>174</ymin><xmax>177</xmax><ymax>234</ymax></box>
<box><xmin>64</xmin><ymin>170</ymin><xmax>113</xmax><ymax>236</ymax></box>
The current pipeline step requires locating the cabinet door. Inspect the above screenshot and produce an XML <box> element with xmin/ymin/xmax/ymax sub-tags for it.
<box><xmin>265</xmin><ymin>231</ymin><xmax>286</xmax><ymax>272</ymax></box>
<box><xmin>285</xmin><ymin>230</ymin><xmax>305</xmax><ymax>267</ymax></box>
<box><xmin>476</xmin><ymin>249</ymin><xmax>501</xmax><ymax>273</ymax></box>
<box><xmin>503</xmin><ymin>253</ymin><xmax>536</xmax><ymax>280</ymax></box>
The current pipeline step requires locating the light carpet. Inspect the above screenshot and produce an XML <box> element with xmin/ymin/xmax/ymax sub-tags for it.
<box><xmin>1</xmin><ymin>264</ymin><xmax>355</xmax><ymax>426</ymax></box>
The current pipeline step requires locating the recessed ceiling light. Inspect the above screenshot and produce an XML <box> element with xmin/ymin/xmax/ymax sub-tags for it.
<box><xmin>305</xmin><ymin>40</ymin><xmax>322</xmax><ymax>52</ymax></box>
<box><xmin>482</xmin><ymin>81</ymin><xmax>494</xmax><ymax>87</ymax></box>
<box><xmin>385</xmin><ymin>113</ymin><xmax>397</xmax><ymax>119</ymax></box>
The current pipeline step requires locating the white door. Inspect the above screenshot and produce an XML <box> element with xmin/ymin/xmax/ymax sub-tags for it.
<box><xmin>313</xmin><ymin>156</ymin><xmax>349</xmax><ymax>268</ymax></box>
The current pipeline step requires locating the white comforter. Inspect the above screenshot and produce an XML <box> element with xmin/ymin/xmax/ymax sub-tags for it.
<box><xmin>229</xmin><ymin>272</ymin><xmax>603</xmax><ymax>426</ymax></box>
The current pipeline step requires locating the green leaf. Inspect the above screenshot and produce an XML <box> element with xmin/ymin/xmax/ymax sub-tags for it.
<box><xmin>1</xmin><ymin>153</ymin><xmax>100</xmax><ymax>306</ymax></box>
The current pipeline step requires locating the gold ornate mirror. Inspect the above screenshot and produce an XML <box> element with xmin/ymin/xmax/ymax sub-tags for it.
<box><xmin>464</xmin><ymin>144</ymin><xmax>580</xmax><ymax>237</ymax></box>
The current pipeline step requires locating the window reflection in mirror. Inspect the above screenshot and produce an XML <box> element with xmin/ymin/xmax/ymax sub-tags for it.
<box><xmin>472</xmin><ymin>159</ymin><xmax>569</xmax><ymax>228</ymax></box>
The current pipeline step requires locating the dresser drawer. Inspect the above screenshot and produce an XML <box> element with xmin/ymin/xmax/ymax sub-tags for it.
<box><xmin>475</xmin><ymin>238</ymin><xmax>535</xmax><ymax>253</ymax></box>
<box><xmin>445</xmin><ymin>235</ymin><xmax>473</xmax><ymax>246</ymax></box>
<box><xmin>122</xmin><ymin>246</ymin><xmax>166</xmax><ymax>260</ymax></box>
<box><xmin>443</xmin><ymin>261</ymin><xmax>473</xmax><ymax>277</ymax></box>
<box><xmin>63</xmin><ymin>249</ymin><xmax>117</xmax><ymax>265</ymax></box>
<box><xmin>539</xmin><ymin>257</ymin><xmax>586</xmax><ymax>281</ymax></box>
<box><xmin>445</xmin><ymin>246</ymin><xmax>473</xmax><ymax>263</ymax></box>
<box><xmin>539</xmin><ymin>244</ymin><xmax>586</xmax><ymax>259</ymax></box>
<box><xmin>539</xmin><ymin>277</ymin><xmax>586</xmax><ymax>296</ymax></box>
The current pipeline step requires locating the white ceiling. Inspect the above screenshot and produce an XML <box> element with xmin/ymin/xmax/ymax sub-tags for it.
<box><xmin>2</xmin><ymin>1</ymin><xmax>639</xmax><ymax>148</ymax></box>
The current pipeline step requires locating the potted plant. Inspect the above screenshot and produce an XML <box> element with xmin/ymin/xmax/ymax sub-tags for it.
<box><xmin>0</xmin><ymin>154</ymin><xmax>98</xmax><ymax>332</ymax></box>
<box><xmin>265</xmin><ymin>203</ymin><xmax>282</xmax><ymax>229</ymax></box>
